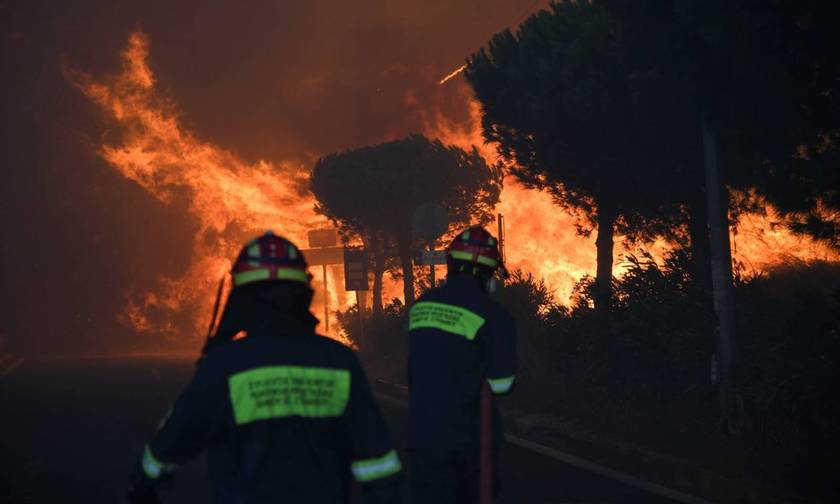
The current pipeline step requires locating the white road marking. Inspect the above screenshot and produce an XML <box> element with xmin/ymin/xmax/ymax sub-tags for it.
<box><xmin>373</xmin><ymin>389</ymin><xmax>717</xmax><ymax>504</ymax></box>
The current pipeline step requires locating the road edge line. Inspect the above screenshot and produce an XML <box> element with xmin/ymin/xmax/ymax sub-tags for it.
<box><xmin>373</xmin><ymin>391</ymin><xmax>717</xmax><ymax>504</ymax></box>
<box><xmin>504</xmin><ymin>434</ymin><xmax>717</xmax><ymax>504</ymax></box>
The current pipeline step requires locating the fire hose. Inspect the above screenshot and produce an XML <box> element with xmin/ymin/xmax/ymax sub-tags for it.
<box><xmin>480</xmin><ymin>380</ymin><xmax>493</xmax><ymax>504</ymax></box>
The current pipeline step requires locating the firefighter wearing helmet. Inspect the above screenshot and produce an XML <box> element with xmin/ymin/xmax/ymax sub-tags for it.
<box><xmin>128</xmin><ymin>232</ymin><xmax>403</xmax><ymax>504</ymax></box>
<box><xmin>407</xmin><ymin>225</ymin><xmax>517</xmax><ymax>503</ymax></box>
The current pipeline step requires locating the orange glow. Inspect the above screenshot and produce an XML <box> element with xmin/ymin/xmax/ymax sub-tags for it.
<box><xmin>66</xmin><ymin>32</ymin><xmax>350</xmax><ymax>343</ymax></box>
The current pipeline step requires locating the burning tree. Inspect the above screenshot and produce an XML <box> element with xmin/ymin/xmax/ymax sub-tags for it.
<box><xmin>311</xmin><ymin>134</ymin><xmax>502</xmax><ymax>308</ymax></box>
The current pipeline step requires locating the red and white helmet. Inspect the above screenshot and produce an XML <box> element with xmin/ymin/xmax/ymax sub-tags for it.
<box><xmin>231</xmin><ymin>231</ymin><xmax>310</xmax><ymax>287</ymax></box>
<box><xmin>446</xmin><ymin>225</ymin><xmax>502</xmax><ymax>272</ymax></box>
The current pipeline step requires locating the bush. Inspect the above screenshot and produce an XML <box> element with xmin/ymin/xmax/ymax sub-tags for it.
<box><xmin>735</xmin><ymin>262</ymin><xmax>840</xmax><ymax>458</ymax></box>
<box><xmin>336</xmin><ymin>299</ymin><xmax>408</xmax><ymax>382</ymax></box>
<box><xmin>496</xmin><ymin>250</ymin><xmax>716</xmax><ymax>406</ymax></box>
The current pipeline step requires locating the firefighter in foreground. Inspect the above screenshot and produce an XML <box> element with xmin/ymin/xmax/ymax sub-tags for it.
<box><xmin>127</xmin><ymin>231</ymin><xmax>403</xmax><ymax>504</ymax></box>
<box><xmin>407</xmin><ymin>225</ymin><xmax>517</xmax><ymax>503</ymax></box>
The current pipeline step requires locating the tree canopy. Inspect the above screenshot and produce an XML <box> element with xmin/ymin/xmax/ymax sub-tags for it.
<box><xmin>466</xmin><ymin>1</ymin><xmax>686</xmax><ymax>310</ymax></box>
<box><xmin>466</xmin><ymin>0</ymin><xmax>840</xmax><ymax>313</ymax></box>
<box><xmin>311</xmin><ymin>134</ymin><xmax>502</xmax><ymax>307</ymax></box>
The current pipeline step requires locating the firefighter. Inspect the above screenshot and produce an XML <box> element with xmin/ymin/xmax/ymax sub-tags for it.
<box><xmin>127</xmin><ymin>231</ymin><xmax>403</xmax><ymax>504</ymax></box>
<box><xmin>407</xmin><ymin>225</ymin><xmax>517</xmax><ymax>504</ymax></box>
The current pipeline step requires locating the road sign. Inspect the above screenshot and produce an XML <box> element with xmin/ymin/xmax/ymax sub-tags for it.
<box><xmin>301</xmin><ymin>246</ymin><xmax>344</xmax><ymax>266</ymax></box>
<box><xmin>344</xmin><ymin>249</ymin><xmax>369</xmax><ymax>291</ymax></box>
<box><xmin>307</xmin><ymin>228</ymin><xmax>338</xmax><ymax>248</ymax></box>
<box><xmin>414</xmin><ymin>250</ymin><xmax>447</xmax><ymax>265</ymax></box>
<box><xmin>412</xmin><ymin>201</ymin><xmax>449</xmax><ymax>243</ymax></box>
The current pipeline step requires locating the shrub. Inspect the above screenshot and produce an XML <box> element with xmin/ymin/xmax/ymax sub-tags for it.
<box><xmin>735</xmin><ymin>261</ymin><xmax>840</xmax><ymax>456</ymax></box>
<box><xmin>336</xmin><ymin>298</ymin><xmax>408</xmax><ymax>381</ymax></box>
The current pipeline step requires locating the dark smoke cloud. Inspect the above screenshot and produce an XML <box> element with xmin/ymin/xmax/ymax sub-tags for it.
<box><xmin>1</xmin><ymin>0</ymin><xmax>546</xmax><ymax>355</ymax></box>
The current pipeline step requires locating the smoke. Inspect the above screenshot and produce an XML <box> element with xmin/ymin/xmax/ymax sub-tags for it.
<box><xmin>2</xmin><ymin>0</ymin><xmax>551</xmax><ymax>354</ymax></box>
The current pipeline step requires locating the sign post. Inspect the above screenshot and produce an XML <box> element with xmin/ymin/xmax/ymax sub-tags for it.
<box><xmin>412</xmin><ymin>202</ymin><xmax>449</xmax><ymax>289</ymax></box>
<box><xmin>307</xmin><ymin>229</ymin><xmax>339</xmax><ymax>333</ymax></box>
<box><xmin>344</xmin><ymin>248</ymin><xmax>369</xmax><ymax>346</ymax></box>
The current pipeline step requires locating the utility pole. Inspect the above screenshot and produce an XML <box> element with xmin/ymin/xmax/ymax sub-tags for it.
<box><xmin>497</xmin><ymin>213</ymin><xmax>506</xmax><ymax>263</ymax></box>
<box><xmin>322</xmin><ymin>264</ymin><xmax>329</xmax><ymax>333</ymax></box>
<box><xmin>357</xmin><ymin>291</ymin><xmax>366</xmax><ymax>348</ymax></box>
<box><xmin>702</xmin><ymin>120</ymin><xmax>741</xmax><ymax>434</ymax></box>
<box><xmin>428</xmin><ymin>241</ymin><xmax>436</xmax><ymax>288</ymax></box>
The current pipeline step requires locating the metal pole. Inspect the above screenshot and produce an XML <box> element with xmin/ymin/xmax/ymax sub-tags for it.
<box><xmin>429</xmin><ymin>242</ymin><xmax>436</xmax><ymax>288</ymax></box>
<box><xmin>356</xmin><ymin>290</ymin><xmax>365</xmax><ymax>348</ymax></box>
<box><xmin>702</xmin><ymin>120</ymin><xmax>740</xmax><ymax>433</ymax></box>
<box><xmin>323</xmin><ymin>264</ymin><xmax>329</xmax><ymax>333</ymax></box>
<box><xmin>497</xmin><ymin>213</ymin><xmax>505</xmax><ymax>263</ymax></box>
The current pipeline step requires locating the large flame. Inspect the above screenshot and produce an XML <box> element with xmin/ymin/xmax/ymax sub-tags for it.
<box><xmin>67</xmin><ymin>32</ymin><xmax>337</xmax><ymax>341</ymax></box>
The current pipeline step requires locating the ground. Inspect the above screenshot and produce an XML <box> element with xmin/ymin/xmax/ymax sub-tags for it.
<box><xmin>1</xmin><ymin>355</ymin><xmax>691</xmax><ymax>503</ymax></box>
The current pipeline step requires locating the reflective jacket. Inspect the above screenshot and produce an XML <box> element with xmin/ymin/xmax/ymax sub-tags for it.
<box><xmin>140</xmin><ymin>313</ymin><xmax>402</xmax><ymax>503</ymax></box>
<box><xmin>407</xmin><ymin>275</ymin><xmax>517</xmax><ymax>450</ymax></box>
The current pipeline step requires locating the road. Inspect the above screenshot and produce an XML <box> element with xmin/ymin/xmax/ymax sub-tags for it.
<box><xmin>0</xmin><ymin>356</ymin><xmax>688</xmax><ymax>503</ymax></box>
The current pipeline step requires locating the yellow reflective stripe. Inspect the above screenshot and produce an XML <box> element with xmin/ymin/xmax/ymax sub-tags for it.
<box><xmin>228</xmin><ymin>366</ymin><xmax>350</xmax><ymax>425</ymax></box>
<box><xmin>141</xmin><ymin>444</ymin><xmax>176</xmax><ymax>480</ymax></box>
<box><xmin>351</xmin><ymin>449</ymin><xmax>402</xmax><ymax>482</ymax></box>
<box><xmin>487</xmin><ymin>375</ymin><xmax>515</xmax><ymax>394</ymax></box>
<box><xmin>409</xmin><ymin>301</ymin><xmax>486</xmax><ymax>340</ymax></box>
<box><xmin>234</xmin><ymin>269</ymin><xmax>270</xmax><ymax>285</ymax></box>
<box><xmin>233</xmin><ymin>267</ymin><xmax>309</xmax><ymax>286</ymax></box>
<box><xmin>448</xmin><ymin>250</ymin><xmax>498</xmax><ymax>267</ymax></box>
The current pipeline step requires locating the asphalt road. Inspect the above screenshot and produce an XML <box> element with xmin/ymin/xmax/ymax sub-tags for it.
<box><xmin>0</xmin><ymin>356</ymin><xmax>684</xmax><ymax>503</ymax></box>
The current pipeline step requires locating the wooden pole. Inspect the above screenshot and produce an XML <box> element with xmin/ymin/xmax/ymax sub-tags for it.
<box><xmin>428</xmin><ymin>242</ymin><xmax>436</xmax><ymax>289</ymax></box>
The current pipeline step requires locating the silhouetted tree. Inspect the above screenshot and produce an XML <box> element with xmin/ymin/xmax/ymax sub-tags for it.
<box><xmin>599</xmin><ymin>0</ymin><xmax>840</xmax><ymax>248</ymax></box>
<box><xmin>468</xmin><ymin>0</ymin><xmax>839</xmax><ymax>314</ymax></box>
<box><xmin>466</xmin><ymin>1</ymin><xmax>684</xmax><ymax>312</ymax></box>
<box><xmin>311</xmin><ymin>134</ymin><xmax>502</xmax><ymax>307</ymax></box>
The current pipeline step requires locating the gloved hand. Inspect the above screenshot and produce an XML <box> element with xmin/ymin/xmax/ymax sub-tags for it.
<box><xmin>127</xmin><ymin>465</ymin><xmax>160</xmax><ymax>504</ymax></box>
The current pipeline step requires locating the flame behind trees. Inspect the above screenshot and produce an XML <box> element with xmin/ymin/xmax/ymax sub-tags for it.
<box><xmin>466</xmin><ymin>1</ymin><xmax>840</xmax><ymax>312</ymax></box>
<box><xmin>467</xmin><ymin>2</ymin><xmax>688</xmax><ymax>311</ymax></box>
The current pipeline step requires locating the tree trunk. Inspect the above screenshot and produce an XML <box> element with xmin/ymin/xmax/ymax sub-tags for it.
<box><xmin>398</xmin><ymin>238</ymin><xmax>415</xmax><ymax>306</ymax></box>
<box><xmin>593</xmin><ymin>203</ymin><xmax>616</xmax><ymax>312</ymax></box>
<box><xmin>372</xmin><ymin>237</ymin><xmax>384</xmax><ymax>315</ymax></box>
<box><xmin>688</xmin><ymin>180</ymin><xmax>713</xmax><ymax>295</ymax></box>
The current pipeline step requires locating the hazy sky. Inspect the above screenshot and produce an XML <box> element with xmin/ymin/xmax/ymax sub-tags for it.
<box><xmin>1</xmin><ymin>0</ymin><xmax>546</xmax><ymax>354</ymax></box>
